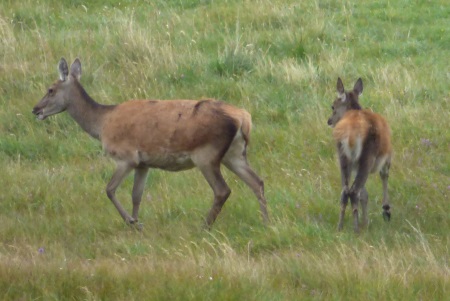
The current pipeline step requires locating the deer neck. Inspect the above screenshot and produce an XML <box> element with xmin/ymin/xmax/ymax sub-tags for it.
<box><xmin>66</xmin><ymin>81</ymin><xmax>115</xmax><ymax>140</ymax></box>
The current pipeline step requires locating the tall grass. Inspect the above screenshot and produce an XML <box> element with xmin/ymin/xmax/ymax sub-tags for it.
<box><xmin>1</xmin><ymin>0</ymin><xmax>449</xmax><ymax>300</ymax></box>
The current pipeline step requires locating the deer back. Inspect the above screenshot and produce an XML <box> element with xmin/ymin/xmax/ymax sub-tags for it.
<box><xmin>100</xmin><ymin>99</ymin><xmax>250</xmax><ymax>166</ymax></box>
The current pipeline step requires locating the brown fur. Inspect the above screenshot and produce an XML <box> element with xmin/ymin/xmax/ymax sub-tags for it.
<box><xmin>101</xmin><ymin>100</ymin><xmax>243</xmax><ymax>167</ymax></box>
<box><xmin>333</xmin><ymin>110</ymin><xmax>391</xmax><ymax>171</ymax></box>
<box><xmin>327</xmin><ymin>78</ymin><xmax>392</xmax><ymax>233</ymax></box>
<box><xmin>32</xmin><ymin>58</ymin><xmax>268</xmax><ymax>229</ymax></box>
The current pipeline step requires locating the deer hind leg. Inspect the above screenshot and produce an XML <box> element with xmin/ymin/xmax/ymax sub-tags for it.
<box><xmin>106</xmin><ymin>161</ymin><xmax>135</xmax><ymax>224</ymax></box>
<box><xmin>196</xmin><ymin>161</ymin><xmax>231</xmax><ymax>229</ymax></box>
<box><xmin>339</xmin><ymin>189</ymin><xmax>349</xmax><ymax>231</ymax></box>
<box><xmin>223</xmin><ymin>155</ymin><xmax>269</xmax><ymax>224</ymax></box>
<box><xmin>380</xmin><ymin>159</ymin><xmax>391</xmax><ymax>221</ymax></box>
<box><xmin>349</xmin><ymin>190</ymin><xmax>361</xmax><ymax>233</ymax></box>
<box><xmin>360</xmin><ymin>186</ymin><xmax>369</xmax><ymax>228</ymax></box>
<box><xmin>338</xmin><ymin>150</ymin><xmax>351</xmax><ymax>231</ymax></box>
<box><xmin>349</xmin><ymin>157</ymin><xmax>372</xmax><ymax>233</ymax></box>
<box><xmin>131</xmin><ymin>167</ymin><xmax>149</xmax><ymax>223</ymax></box>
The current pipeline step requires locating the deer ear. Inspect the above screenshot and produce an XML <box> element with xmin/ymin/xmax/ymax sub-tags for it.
<box><xmin>58</xmin><ymin>58</ymin><xmax>69</xmax><ymax>81</ymax></box>
<box><xmin>70</xmin><ymin>58</ymin><xmax>82</xmax><ymax>80</ymax></box>
<box><xmin>353</xmin><ymin>78</ymin><xmax>363</xmax><ymax>96</ymax></box>
<box><xmin>337</xmin><ymin>77</ymin><xmax>346</xmax><ymax>101</ymax></box>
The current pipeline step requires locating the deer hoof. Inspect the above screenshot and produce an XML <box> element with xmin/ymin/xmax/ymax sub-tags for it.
<box><xmin>127</xmin><ymin>219</ymin><xmax>143</xmax><ymax>231</ymax></box>
<box><xmin>134</xmin><ymin>222</ymin><xmax>144</xmax><ymax>231</ymax></box>
<box><xmin>382</xmin><ymin>210</ymin><xmax>391</xmax><ymax>221</ymax></box>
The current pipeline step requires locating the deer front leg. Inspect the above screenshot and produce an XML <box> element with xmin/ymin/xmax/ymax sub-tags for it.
<box><xmin>380</xmin><ymin>160</ymin><xmax>391</xmax><ymax>221</ymax></box>
<box><xmin>106</xmin><ymin>161</ymin><xmax>135</xmax><ymax>224</ymax></box>
<box><xmin>130</xmin><ymin>167</ymin><xmax>149</xmax><ymax>230</ymax></box>
<box><xmin>132</xmin><ymin>167</ymin><xmax>149</xmax><ymax>221</ymax></box>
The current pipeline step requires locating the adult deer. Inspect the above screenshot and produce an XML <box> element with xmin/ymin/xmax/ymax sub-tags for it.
<box><xmin>32</xmin><ymin>58</ymin><xmax>268</xmax><ymax>229</ymax></box>
<box><xmin>327</xmin><ymin>78</ymin><xmax>392</xmax><ymax>233</ymax></box>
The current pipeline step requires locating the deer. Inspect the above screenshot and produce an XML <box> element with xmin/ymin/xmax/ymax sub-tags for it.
<box><xmin>32</xmin><ymin>58</ymin><xmax>269</xmax><ymax>230</ymax></box>
<box><xmin>327</xmin><ymin>77</ymin><xmax>392</xmax><ymax>233</ymax></box>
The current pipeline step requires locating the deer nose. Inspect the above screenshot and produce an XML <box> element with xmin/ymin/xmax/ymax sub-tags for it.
<box><xmin>327</xmin><ymin>118</ymin><xmax>332</xmax><ymax>125</ymax></box>
<box><xmin>32</xmin><ymin>106</ymin><xmax>41</xmax><ymax>115</ymax></box>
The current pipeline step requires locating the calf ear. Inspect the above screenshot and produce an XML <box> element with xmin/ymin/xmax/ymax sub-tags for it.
<box><xmin>353</xmin><ymin>78</ymin><xmax>363</xmax><ymax>96</ymax></box>
<box><xmin>337</xmin><ymin>77</ymin><xmax>346</xmax><ymax>101</ymax></box>
<box><xmin>58</xmin><ymin>58</ymin><xmax>69</xmax><ymax>81</ymax></box>
<box><xmin>70</xmin><ymin>58</ymin><xmax>82</xmax><ymax>80</ymax></box>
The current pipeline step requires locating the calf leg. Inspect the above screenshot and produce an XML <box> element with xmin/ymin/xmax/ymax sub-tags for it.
<box><xmin>380</xmin><ymin>159</ymin><xmax>391</xmax><ymax>221</ymax></box>
<box><xmin>349</xmin><ymin>157</ymin><xmax>372</xmax><ymax>233</ymax></box>
<box><xmin>360</xmin><ymin>187</ymin><xmax>369</xmax><ymax>227</ymax></box>
<box><xmin>338</xmin><ymin>189</ymin><xmax>349</xmax><ymax>231</ymax></box>
<box><xmin>349</xmin><ymin>189</ymin><xmax>360</xmax><ymax>233</ymax></box>
<box><xmin>338</xmin><ymin>150</ymin><xmax>351</xmax><ymax>231</ymax></box>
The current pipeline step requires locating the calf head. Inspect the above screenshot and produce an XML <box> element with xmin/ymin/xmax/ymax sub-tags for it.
<box><xmin>327</xmin><ymin>77</ymin><xmax>363</xmax><ymax>127</ymax></box>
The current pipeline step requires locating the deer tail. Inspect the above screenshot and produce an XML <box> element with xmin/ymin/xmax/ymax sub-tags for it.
<box><xmin>241</xmin><ymin>110</ymin><xmax>252</xmax><ymax>145</ymax></box>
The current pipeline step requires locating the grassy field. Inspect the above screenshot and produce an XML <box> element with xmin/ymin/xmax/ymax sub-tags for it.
<box><xmin>0</xmin><ymin>0</ymin><xmax>449</xmax><ymax>300</ymax></box>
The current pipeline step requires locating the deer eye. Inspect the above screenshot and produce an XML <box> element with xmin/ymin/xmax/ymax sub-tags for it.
<box><xmin>331</xmin><ymin>106</ymin><xmax>334</xmax><ymax>110</ymax></box>
<box><xmin>48</xmin><ymin>88</ymin><xmax>54</xmax><ymax>94</ymax></box>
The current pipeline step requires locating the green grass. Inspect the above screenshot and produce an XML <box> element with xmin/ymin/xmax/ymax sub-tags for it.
<box><xmin>1</xmin><ymin>0</ymin><xmax>449</xmax><ymax>300</ymax></box>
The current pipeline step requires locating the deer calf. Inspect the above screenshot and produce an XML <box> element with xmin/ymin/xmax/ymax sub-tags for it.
<box><xmin>327</xmin><ymin>78</ymin><xmax>392</xmax><ymax>232</ymax></box>
<box><xmin>32</xmin><ymin>58</ymin><xmax>268</xmax><ymax>229</ymax></box>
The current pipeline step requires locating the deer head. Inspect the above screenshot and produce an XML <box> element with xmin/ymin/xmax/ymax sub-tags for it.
<box><xmin>32</xmin><ymin>58</ymin><xmax>81</xmax><ymax>120</ymax></box>
<box><xmin>327</xmin><ymin>77</ymin><xmax>363</xmax><ymax>127</ymax></box>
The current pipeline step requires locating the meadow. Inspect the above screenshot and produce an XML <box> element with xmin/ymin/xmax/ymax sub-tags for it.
<box><xmin>0</xmin><ymin>0</ymin><xmax>449</xmax><ymax>300</ymax></box>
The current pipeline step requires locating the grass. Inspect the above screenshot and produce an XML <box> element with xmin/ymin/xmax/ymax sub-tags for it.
<box><xmin>0</xmin><ymin>0</ymin><xmax>449</xmax><ymax>300</ymax></box>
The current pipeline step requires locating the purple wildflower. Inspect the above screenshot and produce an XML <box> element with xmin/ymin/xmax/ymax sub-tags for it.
<box><xmin>420</xmin><ymin>138</ymin><xmax>432</xmax><ymax>147</ymax></box>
